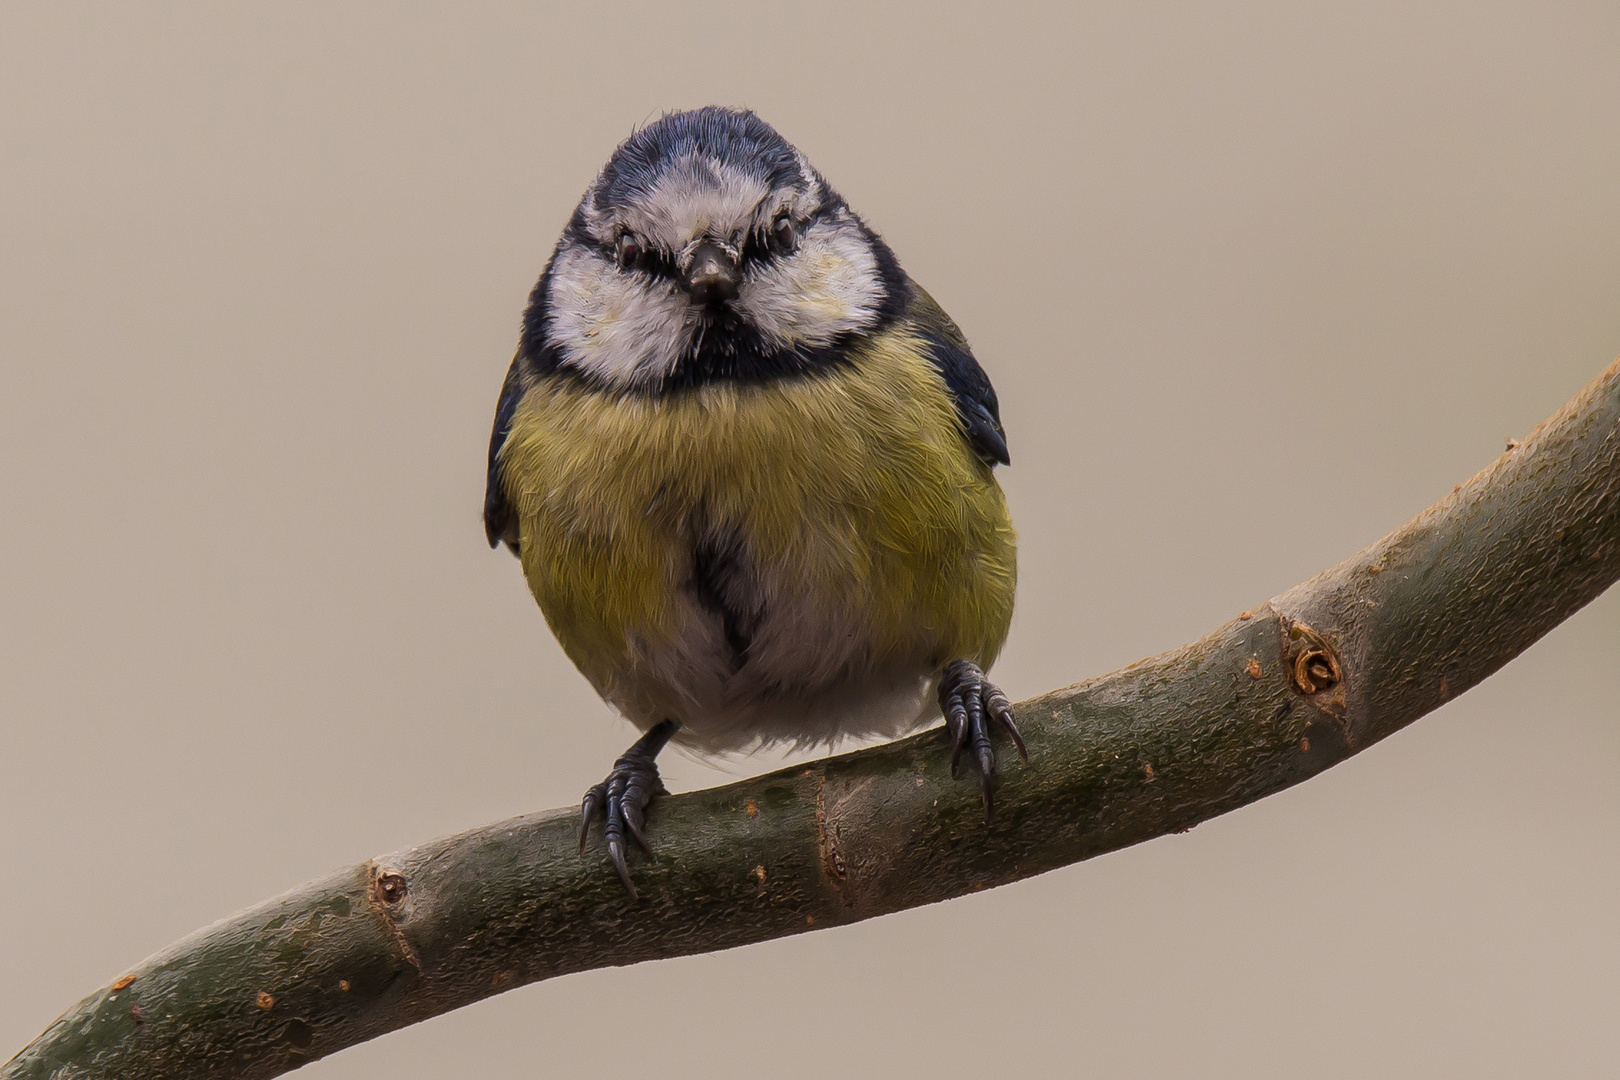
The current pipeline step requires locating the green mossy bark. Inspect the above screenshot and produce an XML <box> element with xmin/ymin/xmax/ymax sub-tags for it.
<box><xmin>8</xmin><ymin>359</ymin><xmax>1619</xmax><ymax>1080</ymax></box>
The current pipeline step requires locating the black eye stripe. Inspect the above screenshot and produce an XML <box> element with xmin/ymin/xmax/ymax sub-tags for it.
<box><xmin>596</xmin><ymin>206</ymin><xmax>837</xmax><ymax>276</ymax></box>
<box><xmin>638</xmin><ymin>249</ymin><xmax>679</xmax><ymax>276</ymax></box>
<box><xmin>603</xmin><ymin>235</ymin><xmax>680</xmax><ymax>279</ymax></box>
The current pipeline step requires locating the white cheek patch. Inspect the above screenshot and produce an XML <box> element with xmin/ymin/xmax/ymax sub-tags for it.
<box><xmin>546</xmin><ymin>245</ymin><xmax>693</xmax><ymax>385</ymax></box>
<box><xmin>736</xmin><ymin>215</ymin><xmax>884</xmax><ymax>350</ymax></box>
<box><xmin>548</xmin><ymin>163</ymin><xmax>876</xmax><ymax>384</ymax></box>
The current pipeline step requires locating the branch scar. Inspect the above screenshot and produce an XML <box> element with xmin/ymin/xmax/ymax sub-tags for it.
<box><xmin>814</xmin><ymin>773</ymin><xmax>852</xmax><ymax>906</ymax></box>
<box><xmin>368</xmin><ymin>862</ymin><xmax>424</xmax><ymax>975</ymax></box>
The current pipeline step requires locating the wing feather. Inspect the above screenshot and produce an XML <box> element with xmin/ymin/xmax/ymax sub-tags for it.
<box><xmin>483</xmin><ymin>357</ymin><xmax>529</xmax><ymax>552</ymax></box>
<box><xmin>907</xmin><ymin>284</ymin><xmax>1010</xmax><ymax>466</ymax></box>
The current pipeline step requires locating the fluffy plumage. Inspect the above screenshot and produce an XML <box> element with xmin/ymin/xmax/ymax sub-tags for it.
<box><xmin>485</xmin><ymin>107</ymin><xmax>1016</xmax><ymax>757</ymax></box>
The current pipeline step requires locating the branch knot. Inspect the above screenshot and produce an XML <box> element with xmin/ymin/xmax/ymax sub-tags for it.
<box><xmin>1285</xmin><ymin>622</ymin><xmax>1341</xmax><ymax>696</ymax></box>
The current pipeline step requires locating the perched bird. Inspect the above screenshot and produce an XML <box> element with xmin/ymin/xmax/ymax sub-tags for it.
<box><xmin>485</xmin><ymin>107</ymin><xmax>1023</xmax><ymax>897</ymax></box>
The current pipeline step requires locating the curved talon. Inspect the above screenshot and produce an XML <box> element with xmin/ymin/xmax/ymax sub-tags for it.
<box><xmin>606</xmin><ymin>837</ymin><xmax>635</xmax><ymax>899</ymax></box>
<box><xmin>944</xmin><ymin>688</ymin><xmax>969</xmax><ymax>776</ymax></box>
<box><xmin>623</xmin><ymin>797</ymin><xmax>651</xmax><ymax>853</ymax></box>
<box><xmin>578</xmin><ymin>787</ymin><xmax>603</xmax><ymax>852</ymax></box>
<box><xmin>987</xmin><ymin>686</ymin><xmax>1029</xmax><ymax>762</ymax></box>
<box><xmin>576</xmin><ymin>719</ymin><xmax>679</xmax><ymax>899</ymax></box>
<box><xmin>937</xmin><ymin>660</ymin><xmax>1028</xmax><ymax>819</ymax></box>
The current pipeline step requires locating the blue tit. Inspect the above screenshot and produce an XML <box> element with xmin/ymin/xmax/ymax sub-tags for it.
<box><xmin>484</xmin><ymin>107</ymin><xmax>1023</xmax><ymax>897</ymax></box>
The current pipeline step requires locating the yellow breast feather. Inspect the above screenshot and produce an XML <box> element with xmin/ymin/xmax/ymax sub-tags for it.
<box><xmin>499</xmin><ymin>322</ymin><xmax>1016</xmax><ymax>744</ymax></box>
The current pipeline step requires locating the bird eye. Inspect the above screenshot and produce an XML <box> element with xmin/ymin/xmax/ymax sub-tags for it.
<box><xmin>770</xmin><ymin>214</ymin><xmax>797</xmax><ymax>255</ymax></box>
<box><xmin>615</xmin><ymin>233</ymin><xmax>643</xmax><ymax>269</ymax></box>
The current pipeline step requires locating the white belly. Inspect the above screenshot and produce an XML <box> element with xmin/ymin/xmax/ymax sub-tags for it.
<box><xmin>600</xmin><ymin>546</ymin><xmax>940</xmax><ymax>754</ymax></box>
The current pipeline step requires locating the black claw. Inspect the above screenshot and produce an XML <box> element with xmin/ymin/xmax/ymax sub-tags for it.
<box><xmin>606</xmin><ymin>836</ymin><xmax>636</xmax><ymax>900</ymax></box>
<box><xmin>1006</xmin><ymin>725</ymin><xmax>1029</xmax><ymax>763</ymax></box>
<box><xmin>578</xmin><ymin>787</ymin><xmax>604</xmax><ymax>852</ymax></box>
<box><xmin>937</xmin><ymin>661</ymin><xmax>1028</xmax><ymax>819</ymax></box>
<box><xmin>623</xmin><ymin>799</ymin><xmax>651</xmax><ymax>853</ymax></box>
<box><xmin>990</xmin><ymin>689</ymin><xmax>1029</xmax><ymax>763</ymax></box>
<box><xmin>945</xmin><ymin>691</ymin><xmax>967</xmax><ymax>776</ymax></box>
<box><xmin>577</xmin><ymin>719</ymin><xmax>678</xmax><ymax>899</ymax></box>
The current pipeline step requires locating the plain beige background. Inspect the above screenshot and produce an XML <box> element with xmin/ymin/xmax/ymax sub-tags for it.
<box><xmin>3</xmin><ymin>3</ymin><xmax>1618</xmax><ymax>1077</ymax></box>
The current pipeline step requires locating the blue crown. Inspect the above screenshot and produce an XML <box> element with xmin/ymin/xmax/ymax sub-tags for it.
<box><xmin>593</xmin><ymin>107</ymin><xmax>804</xmax><ymax>212</ymax></box>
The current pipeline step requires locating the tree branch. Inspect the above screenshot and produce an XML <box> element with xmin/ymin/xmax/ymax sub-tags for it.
<box><xmin>9</xmin><ymin>359</ymin><xmax>1620</xmax><ymax>1080</ymax></box>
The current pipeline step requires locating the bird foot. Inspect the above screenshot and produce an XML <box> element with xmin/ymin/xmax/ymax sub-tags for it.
<box><xmin>578</xmin><ymin>719</ymin><xmax>678</xmax><ymax>900</ymax></box>
<box><xmin>939</xmin><ymin>660</ymin><xmax>1028</xmax><ymax>819</ymax></box>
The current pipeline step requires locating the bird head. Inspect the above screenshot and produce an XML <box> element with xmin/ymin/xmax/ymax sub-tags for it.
<box><xmin>529</xmin><ymin>107</ymin><xmax>905</xmax><ymax>389</ymax></box>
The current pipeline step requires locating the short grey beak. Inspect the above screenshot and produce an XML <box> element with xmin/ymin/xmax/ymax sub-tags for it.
<box><xmin>682</xmin><ymin>242</ymin><xmax>740</xmax><ymax>305</ymax></box>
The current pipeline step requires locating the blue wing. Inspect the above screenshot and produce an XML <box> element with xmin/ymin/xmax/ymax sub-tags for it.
<box><xmin>483</xmin><ymin>358</ymin><xmax>527</xmax><ymax>552</ymax></box>
<box><xmin>907</xmin><ymin>284</ymin><xmax>1010</xmax><ymax>466</ymax></box>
